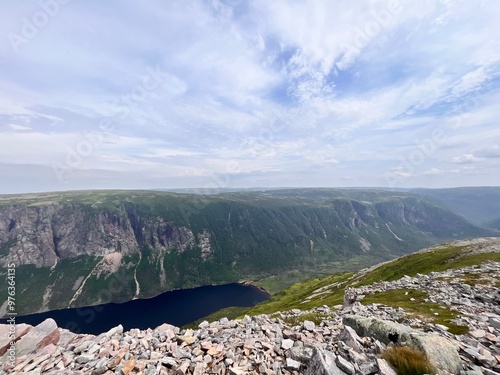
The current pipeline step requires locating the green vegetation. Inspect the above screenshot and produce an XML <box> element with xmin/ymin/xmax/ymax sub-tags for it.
<box><xmin>0</xmin><ymin>188</ymin><xmax>496</xmax><ymax>315</ymax></box>
<box><xmin>281</xmin><ymin>312</ymin><xmax>331</xmax><ymax>327</ymax></box>
<box><xmin>361</xmin><ymin>289</ymin><xmax>468</xmax><ymax>335</ymax></box>
<box><xmin>0</xmin><ymin>256</ymin><xmax>101</xmax><ymax>316</ymax></box>
<box><xmin>188</xmin><ymin>241</ymin><xmax>499</xmax><ymax>332</ymax></box>
<box><xmin>382</xmin><ymin>346</ymin><xmax>436</xmax><ymax>375</ymax></box>
<box><xmin>351</xmin><ymin>246</ymin><xmax>500</xmax><ymax>286</ymax></box>
<box><xmin>245</xmin><ymin>272</ymin><xmax>353</xmax><ymax>316</ymax></box>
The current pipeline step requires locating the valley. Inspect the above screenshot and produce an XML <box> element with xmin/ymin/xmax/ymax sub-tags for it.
<box><xmin>0</xmin><ymin>188</ymin><xmax>497</xmax><ymax>317</ymax></box>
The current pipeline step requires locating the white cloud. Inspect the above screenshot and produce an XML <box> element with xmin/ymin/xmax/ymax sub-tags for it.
<box><xmin>451</xmin><ymin>154</ymin><xmax>482</xmax><ymax>164</ymax></box>
<box><xmin>1</xmin><ymin>0</ymin><xmax>500</xmax><ymax>192</ymax></box>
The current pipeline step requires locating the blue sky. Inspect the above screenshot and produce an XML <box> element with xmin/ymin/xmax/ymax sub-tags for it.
<box><xmin>1</xmin><ymin>0</ymin><xmax>500</xmax><ymax>194</ymax></box>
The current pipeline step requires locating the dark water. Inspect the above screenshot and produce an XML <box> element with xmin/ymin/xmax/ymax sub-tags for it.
<box><xmin>0</xmin><ymin>283</ymin><xmax>269</xmax><ymax>335</ymax></box>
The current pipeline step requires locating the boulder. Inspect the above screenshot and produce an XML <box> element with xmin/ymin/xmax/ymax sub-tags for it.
<box><xmin>343</xmin><ymin>315</ymin><xmax>462</xmax><ymax>374</ymax></box>
<box><xmin>0</xmin><ymin>323</ymin><xmax>31</xmax><ymax>355</ymax></box>
<box><xmin>14</xmin><ymin>319</ymin><xmax>59</xmax><ymax>357</ymax></box>
<box><xmin>304</xmin><ymin>347</ymin><xmax>347</xmax><ymax>375</ymax></box>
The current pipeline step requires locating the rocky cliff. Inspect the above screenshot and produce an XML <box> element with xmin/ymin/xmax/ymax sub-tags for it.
<box><xmin>0</xmin><ymin>189</ymin><xmax>494</xmax><ymax>316</ymax></box>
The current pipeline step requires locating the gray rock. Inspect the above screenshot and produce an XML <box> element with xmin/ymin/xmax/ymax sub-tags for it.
<box><xmin>336</xmin><ymin>355</ymin><xmax>355</xmax><ymax>375</ymax></box>
<box><xmin>344</xmin><ymin>315</ymin><xmax>462</xmax><ymax>374</ymax></box>
<box><xmin>105</xmin><ymin>324</ymin><xmax>123</xmax><ymax>337</ymax></box>
<box><xmin>287</xmin><ymin>346</ymin><xmax>314</xmax><ymax>363</ymax></box>
<box><xmin>305</xmin><ymin>347</ymin><xmax>346</xmax><ymax>375</ymax></box>
<box><xmin>303</xmin><ymin>320</ymin><xmax>315</xmax><ymax>332</ymax></box>
<box><xmin>75</xmin><ymin>354</ymin><xmax>94</xmax><ymax>364</ymax></box>
<box><xmin>286</xmin><ymin>357</ymin><xmax>302</xmax><ymax>371</ymax></box>
<box><xmin>339</xmin><ymin>326</ymin><xmax>362</xmax><ymax>351</ymax></box>
<box><xmin>376</xmin><ymin>358</ymin><xmax>397</xmax><ymax>375</ymax></box>
<box><xmin>281</xmin><ymin>338</ymin><xmax>294</xmax><ymax>350</ymax></box>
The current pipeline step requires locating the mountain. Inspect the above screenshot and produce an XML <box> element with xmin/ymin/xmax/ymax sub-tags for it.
<box><xmin>0</xmin><ymin>189</ymin><xmax>495</xmax><ymax>316</ymax></box>
<box><xmin>411</xmin><ymin>186</ymin><xmax>500</xmax><ymax>226</ymax></box>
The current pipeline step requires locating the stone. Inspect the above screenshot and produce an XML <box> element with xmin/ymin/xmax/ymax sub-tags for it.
<box><xmin>305</xmin><ymin>348</ymin><xmax>345</xmax><ymax>375</ymax></box>
<box><xmin>75</xmin><ymin>354</ymin><xmax>94</xmax><ymax>364</ymax></box>
<box><xmin>469</xmin><ymin>329</ymin><xmax>486</xmax><ymax>339</ymax></box>
<box><xmin>121</xmin><ymin>359</ymin><xmax>135</xmax><ymax>375</ymax></box>
<box><xmin>281</xmin><ymin>339</ymin><xmax>294</xmax><ymax>350</ymax></box>
<box><xmin>105</xmin><ymin>325</ymin><xmax>124</xmax><ymax>338</ymax></box>
<box><xmin>229</xmin><ymin>366</ymin><xmax>246</xmax><ymax>375</ymax></box>
<box><xmin>286</xmin><ymin>357</ymin><xmax>302</xmax><ymax>371</ymax></box>
<box><xmin>339</xmin><ymin>326</ymin><xmax>362</xmax><ymax>351</ymax></box>
<box><xmin>0</xmin><ymin>323</ymin><xmax>31</xmax><ymax>356</ymax></box>
<box><xmin>376</xmin><ymin>358</ymin><xmax>397</xmax><ymax>375</ymax></box>
<box><xmin>303</xmin><ymin>320</ymin><xmax>315</xmax><ymax>332</ymax></box>
<box><xmin>287</xmin><ymin>346</ymin><xmax>314</xmax><ymax>363</ymax></box>
<box><xmin>176</xmin><ymin>335</ymin><xmax>196</xmax><ymax>345</ymax></box>
<box><xmin>15</xmin><ymin>319</ymin><xmax>59</xmax><ymax>357</ymax></box>
<box><xmin>336</xmin><ymin>354</ymin><xmax>355</xmax><ymax>375</ymax></box>
<box><xmin>344</xmin><ymin>315</ymin><xmax>462</xmax><ymax>374</ymax></box>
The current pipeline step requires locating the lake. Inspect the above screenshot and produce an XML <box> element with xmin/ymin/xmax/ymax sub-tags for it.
<box><xmin>1</xmin><ymin>283</ymin><xmax>269</xmax><ymax>335</ymax></box>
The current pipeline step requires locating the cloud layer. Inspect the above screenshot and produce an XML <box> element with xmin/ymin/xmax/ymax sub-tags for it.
<box><xmin>1</xmin><ymin>0</ymin><xmax>500</xmax><ymax>193</ymax></box>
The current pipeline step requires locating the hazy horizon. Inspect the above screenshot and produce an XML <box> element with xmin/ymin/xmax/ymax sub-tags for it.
<box><xmin>2</xmin><ymin>1</ymin><xmax>500</xmax><ymax>194</ymax></box>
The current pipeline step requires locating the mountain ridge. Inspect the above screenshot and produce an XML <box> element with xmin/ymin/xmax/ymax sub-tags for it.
<box><xmin>0</xmin><ymin>188</ymin><xmax>496</xmax><ymax>317</ymax></box>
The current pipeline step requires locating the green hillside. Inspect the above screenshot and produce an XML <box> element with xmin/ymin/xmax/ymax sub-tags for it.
<box><xmin>192</xmin><ymin>238</ymin><xmax>500</xmax><ymax>334</ymax></box>
<box><xmin>0</xmin><ymin>189</ymin><xmax>496</xmax><ymax>316</ymax></box>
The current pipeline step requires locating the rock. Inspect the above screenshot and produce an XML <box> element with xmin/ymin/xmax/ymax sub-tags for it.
<box><xmin>281</xmin><ymin>338</ymin><xmax>294</xmax><ymax>350</ymax></box>
<box><xmin>339</xmin><ymin>326</ymin><xmax>362</xmax><ymax>351</ymax></box>
<box><xmin>229</xmin><ymin>367</ymin><xmax>246</xmax><ymax>375</ymax></box>
<box><xmin>14</xmin><ymin>319</ymin><xmax>59</xmax><ymax>357</ymax></box>
<box><xmin>336</xmin><ymin>355</ymin><xmax>355</xmax><ymax>375</ymax></box>
<box><xmin>303</xmin><ymin>320</ymin><xmax>315</xmax><ymax>332</ymax></box>
<box><xmin>304</xmin><ymin>347</ymin><xmax>346</xmax><ymax>375</ymax></box>
<box><xmin>121</xmin><ymin>359</ymin><xmax>135</xmax><ymax>375</ymax></box>
<box><xmin>343</xmin><ymin>315</ymin><xmax>462</xmax><ymax>374</ymax></box>
<box><xmin>286</xmin><ymin>357</ymin><xmax>302</xmax><ymax>371</ymax></box>
<box><xmin>469</xmin><ymin>329</ymin><xmax>486</xmax><ymax>339</ymax></box>
<box><xmin>177</xmin><ymin>335</ymin><xmax>196</xmax><ymax>345</ymax></box>
<box><xmin>75</xmin><ymin>354</ymin><xmax>94</xmax><ymax>364</ymax></box>
<box><xmin>105</xmin><ymin>325</ymin><xmax>123</xmax><ymax>338</ymax></box>
<box><xmin>175</xmin><ymin>360</ymin><xmax>189</xmax><ymax>375</ymax></box>
<box><xmin>376</xmin><ymin>358</ymin><xmax>397</xmax><ymax>375</ymax></box>
<box><xmin>198</xmin><ymin>321</ymin><xmax>209</xmax><ymax>329</ymax></box>
<box><xmin>0</xmin><ymin>323</ymin><xmax>31</xmax><ymax>356</ymax></box>
<box><xmin>287</xmin><ymin>346</ymin><xmax>314</xmax><ymax>363</ymax></box>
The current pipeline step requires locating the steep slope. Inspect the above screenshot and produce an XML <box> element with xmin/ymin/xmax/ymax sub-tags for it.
<box><xmin>0</xmin><ymin>189</ymin><xmax>493</xmax><ymax>316</ymax></box>
<box><xmin>411</xmin><ymin>186</ymin><xmax>500</xmax><ymax>225</ymax></box>
<box><xmin>1</xmin><ymin>237</ymin><xmax>499</xmax><ymax>374</ymax></box>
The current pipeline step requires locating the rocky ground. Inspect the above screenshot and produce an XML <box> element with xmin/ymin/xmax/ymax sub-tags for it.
<box><xmin>1</xmin><ymin>259</ymin><xmax>499</xmax><ymax>374</ymax></box>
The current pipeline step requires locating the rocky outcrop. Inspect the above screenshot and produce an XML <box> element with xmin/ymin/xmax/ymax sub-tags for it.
<box><xmin>0</xmin><ymin>204</ymin><xmax>200</xmax><ymax>267</ymax></box>
<box><xmin>343</xmin><ymin>315</ymin><xmax>461</xmax><ymax>374</ymax></box>
<box><xmin>2</xmin><ymin>257</ymin><xmax>500</xmax><ymax>374</ymax></box>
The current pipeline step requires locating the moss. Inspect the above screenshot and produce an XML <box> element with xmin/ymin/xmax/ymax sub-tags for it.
<box><xmin>382</xmin><ymin>346</ymin><xmax>436</xmax><ymax>375</ymax></box>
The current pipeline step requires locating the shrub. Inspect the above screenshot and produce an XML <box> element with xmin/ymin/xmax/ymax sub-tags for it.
<box><xmin>381</xmin><ymin>346</ymin><xmax>436</xmax><ymax>375</ymax></box>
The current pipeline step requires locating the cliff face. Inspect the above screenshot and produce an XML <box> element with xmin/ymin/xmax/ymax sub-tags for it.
<box><xmin>0</xmin><ymin>189</ymin><xmax>494</xmax><ymax>315</ymax></box>
<box><xmin>0</xmin><ymin>204</ymin><xmax>198</xmax><ymax>268</ymax></box>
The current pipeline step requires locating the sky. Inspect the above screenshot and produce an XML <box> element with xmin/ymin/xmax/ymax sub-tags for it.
<box><xmin>1</xmin><ymin>0</ymin><xmax>500</xmax><ymax>194</ymax></box>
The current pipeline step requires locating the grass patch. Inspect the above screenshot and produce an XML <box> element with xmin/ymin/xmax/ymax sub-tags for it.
<box><xmin>352</xmin><ymin>245</ymin><xmax>500</xmax><ymax>286</ymax></box>
<box><xmin>281</xmin><ymin>312</ymin><xmax>331</xmax><ymax>327</ymax></box>
<box><xmin>382</xmin><ymin>346</ymin><xmax>436</xmax><ymax>375</ymax></box>
<box><xmin>362</xmin><ymin>289</ymin><xmax>468</xmax><ymax>335</ymax></box>
<box><xmin>245</xmin><ymin>272</ymin><xmax>353</xmax><ymax>316</ymax></box>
